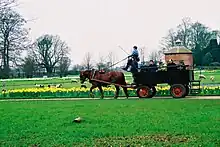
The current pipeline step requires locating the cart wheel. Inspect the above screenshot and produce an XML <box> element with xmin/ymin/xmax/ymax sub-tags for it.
<box><xmin>170</xmin><ymin>84</ymin><xmax>186</xmax><ymax>98</ymax></box>
<box><xmin>136</xmin><ymin>86</ymin><xmax>154</xmax><ymax>98</ymax></box>
<box><xmin>184</xmin><ymin>85</ymin><xmax>189</xmax><ymax>97</ymax></box>
<box><xmin>151</xmin><ymin>86</ymin><xmax>157</xmax><ymax>97</ymax></box>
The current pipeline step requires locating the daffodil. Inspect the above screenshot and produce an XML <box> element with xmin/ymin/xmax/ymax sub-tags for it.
<box><xmin>1</xmin><ymin>85</ymin><xmax>220</xmax><ymax>98</ymax></box>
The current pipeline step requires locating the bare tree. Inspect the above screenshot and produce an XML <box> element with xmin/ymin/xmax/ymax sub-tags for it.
<box><xmin>58</xmin><ymin>56</ymin><xmax>71</xmax><ymax>77</ymax></box>
<box><xmin>96</xmin><ymin>55</ymin><xmax>106</xmax><ymax>70</ymax></box>
<box><xmin>160</xmin><ymin>17</ymin><xmax>192</xmax><ymax>51</ymax></box>
<box><xmin>148</xmin><ymin>50</ymin><xmax>161</xmax><ymax>62</ymax></box>
<box><xmin>160</xmin><ymin>17</ymin><xmax>215</xmax><ymax>65</ymax></box>
<box><xmin>95</xmin><ymin>52</ymin><xmax>118</xmax><ymax>71</ymax></box>
<box><xmin>190</xmin><ymin>22</ymin><xmax>213</xmax><ymax>50</ymax></box>
<box><xmin>31</xmin><ymin>34</ymin><xmax>70</xmax><ymax>76</ymax></box>
<box><xmin>159</xmin><ymin>28</ymin><xmax>177</xmax><ymax>51</ymax></box>
<box><xmin>107</xmin><ymin>51</ymin><xmax>117</xmax><ymax>70</ymax></box>
<box><xmin>160</xmin><ymin>17</ymin><xmax>213</xmax><ymax>51</ymax></box>
<box><xmin>21</xmin><ymin>55</ymin><xmax>37</xmax><ymax>78</ymax></box>
<box><xmin>83</xmin><ymin>52</ymin><xmax>93</xmax><ymax>70</ymax></box>
<box><xmin>139</xmin><ymin>46</ymin><xmax>146</xmax><ymax>64</ymax></box>
<box><xmin>70</xmin><ymin>64</ymin><xmax>84</xmax><ymax>75</ymax></box>
<box><xmin>0</xmin><ymin>7</ymin><xmax>30</xmax><ymax>78</ymax></box>
<box><xmin>0</xmin><ymin>0</ymin><xmax>17</xmax><ymax>11</ymax></box>
<box><xmin>176</xmin><ymin>17</ymin><xmax>193</xmax><ymax>48</ymax></box>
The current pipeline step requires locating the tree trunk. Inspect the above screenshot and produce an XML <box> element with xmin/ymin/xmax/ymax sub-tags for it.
<box><xmin>6</xmin><ymin>39</ymin><xmax>10</xmax><ymax>78</ymax></box>
<box><xmin>46</xmin><ymin>66</ymin><xmax>53</xmax><ymax>77</ymax></box>
<box><xmin>2</xmin><ymin>39</ymin><xmax>9</xmax><ymax>79</ymax></box>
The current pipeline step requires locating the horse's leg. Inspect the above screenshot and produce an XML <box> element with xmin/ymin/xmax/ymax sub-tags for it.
<box><xmin>114</xmin><ymin>85</ymin><xmax>120</xmax><ymax>99</ymax></box>
<box><xmin>122</xmin><ymin>87</ymin><xmax>129</xmax><ymax>98</ymax></box>
<box><xmin>98</xmin><ymin>85</ymin><xmax>104</xmax><ymax>99</ymax></box>
<box><xmin>90</xmin><ymin>85</ymin><xmax>97</xmax><ymax>98</ymax></box>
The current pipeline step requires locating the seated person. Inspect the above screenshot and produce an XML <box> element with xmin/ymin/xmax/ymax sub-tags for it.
<box><xmin>148</xmin><ymin>60</ymin><xmax>158</xmax><ymax>72</ymax></box>
<box><xmin>177</xmin><ymin>60</ymin><xmax>186</xmax><ymax>70</ymax></box>
<box><xmin>167</xmin><ymin>59</ymin><xmax>177</xmax><ymax>70</ymax></box>
<box><xmin>122</xmin><ymin>46</ymin><xmax>140</xmax><ymax>72</ymax></box>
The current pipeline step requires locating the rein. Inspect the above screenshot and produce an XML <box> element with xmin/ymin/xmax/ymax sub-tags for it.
<box><xmin>105</xmin><ymin>56</ymin><xmax>128</xmax><ymax>69</ymax></box>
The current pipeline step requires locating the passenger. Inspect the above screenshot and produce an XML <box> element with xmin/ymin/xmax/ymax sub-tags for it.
<box><xmin>167</xmin><ymin>59</ymin><xmax>177</xmax><ymax>70</ymax></box>
<box><xmin>178</xmin><ymin>60</ymin><xmax>186</xmax><ymax>70</ymax></box>
<box><xmin>148</xmin><ymin>60</ymin><xmax>158</xmax><ymax>72</ymax></box>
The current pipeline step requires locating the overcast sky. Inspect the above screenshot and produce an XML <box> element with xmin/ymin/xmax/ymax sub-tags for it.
<box><xmin>16</xmin><ymin>0</ymin><xmax>220</xmax><ymax>66</ymax></box>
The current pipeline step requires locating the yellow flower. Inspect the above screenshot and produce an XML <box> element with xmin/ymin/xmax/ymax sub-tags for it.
<box><xmin>1</xmin><ymin>85</ymin><xmax>220</xmax><ymax>95</ymax></box>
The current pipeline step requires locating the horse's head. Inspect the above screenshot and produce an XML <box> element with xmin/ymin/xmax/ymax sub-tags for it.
<box><xmin>79</xmin><ymin>70</ymin><xmax>92</xmax><ymax>84</ymax></box>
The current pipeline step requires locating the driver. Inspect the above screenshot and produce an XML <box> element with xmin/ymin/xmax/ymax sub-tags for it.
<box><xmin>122</xmin><ymin>46</ymin><xmax>140</xmax><ymax>71</ymax></box>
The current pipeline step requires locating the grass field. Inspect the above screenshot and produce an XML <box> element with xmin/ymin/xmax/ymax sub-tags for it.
<box><xmin>0</xmin><ymin>69</ymin><xmax>220</xmax><ymax>90</ymax></box>
<box><xmin>0</xmin><ymin>77</ymin><xmax>81</xmax><ymax>90</ymax></box>
<box><xmin>1</xmin><ymin>99</ymin><xmax>220</xmax><ymax>146</ymax></box>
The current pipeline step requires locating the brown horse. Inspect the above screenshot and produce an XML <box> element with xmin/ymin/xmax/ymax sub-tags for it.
<box><xmin>79</xmin><ymin>69</ymin><xmax>129</xmax><ymax>99</ymax></box>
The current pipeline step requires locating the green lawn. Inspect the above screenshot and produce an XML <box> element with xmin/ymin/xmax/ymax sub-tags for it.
<box><xmin>0</xmin><ymin>69</ymin><xmax>220</xmax><ymax>90</ymax></box>
<box><xmin>194</xmin><ymin>70</ymin><xmax>220</xmax><ymax>84</ymax></box>
<box><xmin>1</xmin><ymin>99</ymin><xmax>220</xmax><ymax>146</ymax></box>
<box><xmin>0</xmin><ymin>77</ymin><xmax>85</xmax><ymax>90</ymax></box>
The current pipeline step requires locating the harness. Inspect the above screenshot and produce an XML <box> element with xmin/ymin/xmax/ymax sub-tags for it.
<box><xmin>90</xmin><ymin>69</ymin><xmax>96</xmax><ymax>81</ymax></box>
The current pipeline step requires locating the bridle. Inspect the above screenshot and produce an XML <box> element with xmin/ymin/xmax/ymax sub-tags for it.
<box><xmin>80</xmin><ymin>70</ymin><xmax>96</xmax><ymax>83</ymax></box>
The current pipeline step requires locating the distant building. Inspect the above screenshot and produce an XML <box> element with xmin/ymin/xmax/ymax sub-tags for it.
<box><xmin>164</xmin><ymin>39</ymin><xmax>193</xmax><ymax>69</ymax></box>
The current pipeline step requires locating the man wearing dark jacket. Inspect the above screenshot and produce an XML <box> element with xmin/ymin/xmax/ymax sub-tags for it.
<box><xmin>148</xmin><ymin>60</ymin><xmax>158</xmax><ymax>72</ymax></box>
<box><xmin>122</xmin><ymin>46</ymin><xmax>140</xmax><ymax>71</ymax></box>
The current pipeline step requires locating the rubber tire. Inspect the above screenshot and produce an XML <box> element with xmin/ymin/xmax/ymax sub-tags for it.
<box><xmin>136</xmin><ymin>86</ymin><xmax>153</xmax><ymax>98</ymax></box>
<box><xmin>151</xmin><ymin>86</ymin><xmax>157</xmax><ymax>97</ymax></box>
<box><xmin>170</xmin><ymin>84</ymin><xmax>186</xmax><ymax>98</ymax></box>
<box><xmin>184</xmin><ymin>85</ymin><xmax>189</xmax><ymax>97</ymax></box>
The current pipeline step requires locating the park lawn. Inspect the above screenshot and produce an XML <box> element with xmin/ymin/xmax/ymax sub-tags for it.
<box><xmin>194</xmin><ymin>71</ymin><xmax>220</xmax><ymax>84</ymax></box>
<box><xmin>0</xmin><ymin>69</ymin><xmax>220</xmax><ymax>90</ymax></box>
<box><xmin>0</xmin><ymin>78</ymin><xmax>85</xmax><ymax>90</ymax></box>
<box><xmin>0</xmin><ymin>99</ymin><xmax>220</xmax><ymax>146</ymax></box>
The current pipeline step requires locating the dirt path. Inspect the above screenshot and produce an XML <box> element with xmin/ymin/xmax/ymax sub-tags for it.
<box><xmin>1</xmin><ymin>96</ymin><xmax>220</xmax><ymax>102</ymax></box>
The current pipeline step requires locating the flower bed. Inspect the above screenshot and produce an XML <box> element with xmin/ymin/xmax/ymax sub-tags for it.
<box><xmin>0</xmin><ymin>86</ymin><xmax>220</xmax><ymax>99</ymax></box>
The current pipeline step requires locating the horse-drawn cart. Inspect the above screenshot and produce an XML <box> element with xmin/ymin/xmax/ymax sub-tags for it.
<box><xmin>87</xmin><ymin>65</ymin><xmax>201</xmax><ymax>99</ymax></box>
<box><xmin>80</xmin><ymin>41</ymin><xmax>201</xmax><ymax>99</ymax></box>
